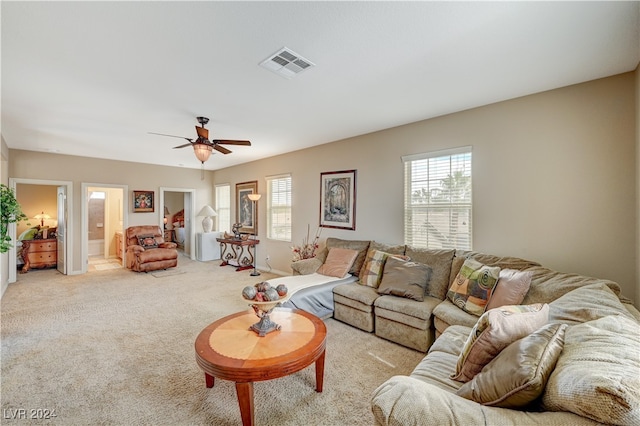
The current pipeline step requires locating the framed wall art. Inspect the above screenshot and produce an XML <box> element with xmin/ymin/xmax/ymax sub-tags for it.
<box><xmin>236</xmin><ymin>180</ymin><xmax>258</xmax><ymax>235</ymax></box>
<box><xmin>320</xmin><ymin>170</ymin><xmax>357</xmax><ymax>230</ymax></box>
<box><xmin>133</xmin><ymin>190</ymin><xmax>154</xmax><ymax>213</ymax></box>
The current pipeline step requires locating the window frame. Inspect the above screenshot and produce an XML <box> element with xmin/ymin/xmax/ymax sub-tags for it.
<box><xmin>215</xmin><ymin>183</ymin><xmax>231</xmax><ymax>233</ymax></box>
<box><xmin>402</xmin><ymin>146</ymin><xmax>472</xmax><ymax>250</ymax></box>
<box><xmin>266</xmin><ymin>174</ymin><xmax>292</xmax><ymax>242</ymax></box>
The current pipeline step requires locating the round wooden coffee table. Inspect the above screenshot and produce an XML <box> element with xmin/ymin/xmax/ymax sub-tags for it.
<box><xmin>195</xmin><ymin>308</ymin><xmax>327</xmax><ymax>426</ymax></box>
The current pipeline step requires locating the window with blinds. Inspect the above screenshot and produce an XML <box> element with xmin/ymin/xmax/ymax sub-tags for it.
<box><xmin>215</xmin><ymin>184</ymin><xmax>231</xmax><ymax>233</ymax></box>
<box><xmin>267</xmin><ymin>174</ymin><xmax>292</xmax><ymax>241</ymax></box>
<box><xmin>402</xmin><ymin>147</ymin><xmax>472</xmax><ymax>250</ymax></box>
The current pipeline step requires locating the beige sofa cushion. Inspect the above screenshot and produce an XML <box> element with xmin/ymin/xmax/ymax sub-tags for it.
<box><xmin>523</xmin><ymin>266</ymin><xmax>623</xmax><ymax>305</ymax></box>
<box><xmin>432</xmin><ymin>299</ymin><xmax>479</xmax><ymax>332</ymax></box>
<box><xmin>542</xmin><ymin>315</ymin><xmax>640</xmax><ymax>425</ymax></box>
<box><xmin>548</xmin><ymin>282</ymin><xmax>636</xmax><ymax>325</ymax></box>
<box><xmin>457</xmin><ymin>322</ymin><xmax>567</xmax><ymax>408</ymax></box>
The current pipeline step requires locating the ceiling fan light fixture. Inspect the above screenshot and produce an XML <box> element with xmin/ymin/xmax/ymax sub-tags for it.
<box><xmin>193</xmin><ymin>143</ymin><xmax>212</xmax><ymax>163</ymax></box>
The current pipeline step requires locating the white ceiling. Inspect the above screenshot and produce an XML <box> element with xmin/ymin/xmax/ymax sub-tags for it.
<box><xmin>2</xmin><ymin>1</ymin><xmax>639</xmax><ymax>171</ymax></box>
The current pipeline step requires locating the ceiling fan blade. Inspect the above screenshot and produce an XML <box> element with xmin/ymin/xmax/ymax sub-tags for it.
<box><xmin>172</xmin><ymin>142</ymin><xmax>194</xmax><ymax>149</ymax></box>
<box><xmin>195</xmin><ymin>126</ymin><xmax>209</xmax><ymax>140</ymax></box>
<box><xmin>213</xmin><ymin>145</ymin><xmax>232</xmax><ymax>155</ymax></box>
<box><xmin>148</xmin><ymin>132</ymin><xmax>193</xmax><ymax>142</ymax></box>
<box><xmin>212</xmin><ymin>139</ymin><xmax>251</xmax><ymax>146</ymax></box>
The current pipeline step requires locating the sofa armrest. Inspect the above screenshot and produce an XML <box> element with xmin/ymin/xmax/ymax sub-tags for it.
<box><xmin>126</xmin><ymin>245</ymin><xmax>145</xmax><ymax>254</ymax></box>
<box><xmin>158</xmin><ymin>242</ymin><xmax>177</xmax><ymax>249</ymax></box>
<box><xmin>371</xmin><ymin>376</ymin><xmax>596</xmax><ymax>426</ymax></box>
<box><xmin>291</xmin><ymin>257</ymin><xmax>323</xmax><ymax>275</ymax></box>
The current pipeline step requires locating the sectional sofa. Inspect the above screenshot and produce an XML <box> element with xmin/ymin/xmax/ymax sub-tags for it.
<box><xmin>287</xmin><ymin>237</ymin><xmax>640</xmax><ymax>425</ymax></box>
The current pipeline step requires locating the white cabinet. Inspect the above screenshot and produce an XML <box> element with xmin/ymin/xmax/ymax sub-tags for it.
<box><xmin>196</xmin><ymin>232</ymin><xmax>222</xmax><ymax>261</ymax></box>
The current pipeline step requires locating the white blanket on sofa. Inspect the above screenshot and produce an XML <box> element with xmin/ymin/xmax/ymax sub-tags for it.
<box><xmin>267</xmin><ymin>273</ymin><xmax>358</xmax><ymax>319</ymax></box>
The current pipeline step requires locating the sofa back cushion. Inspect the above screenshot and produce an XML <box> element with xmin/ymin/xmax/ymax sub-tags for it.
<box><xmin>548</xmin><ymin>282</ymin><xmax>636</xmax><ymax>325</ymax></box>
<box><xmin>404</xmin><ymin>247</ymin><xmax>455</xmax><ymax>300</ymax></box>
<box><xmin>523</xmin><ymin>266</ymin><xmax>622</xmax><ymax>305</ymax></box>
<box><xmin>542</xmin><ymin>315</ymin><xmax>640</xmax><ymax>425</ymax></box>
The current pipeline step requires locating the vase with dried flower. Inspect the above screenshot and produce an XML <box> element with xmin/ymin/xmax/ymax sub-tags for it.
<box><xmin>291</xmin><ymin>224</ymin><xmax>321</xmax><ymax>262</ymax></box>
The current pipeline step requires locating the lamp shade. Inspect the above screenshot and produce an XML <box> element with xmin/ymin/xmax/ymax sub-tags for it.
<box><xmin>193</xmin><ymin>143</ymin><xmax>212</xmax><ymax>163</ymax></box>
<box><xmin>197</xmin><ymin>205</ymin><xmax>217</xmax><ymax>217</ymax></box>
<box><xmin>247</xmin><ymin>193</ymin><xmax>261</xmax><ymax>201</ymax></box>
<box><xmin>34</xmin><ymin>211</ymin><xmax>51</xmax><ymax>227</ymax></box>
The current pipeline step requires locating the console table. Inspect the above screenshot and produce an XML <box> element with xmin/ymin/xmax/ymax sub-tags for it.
<box><xmin>21</xmin><ymin>239</ymin><xmax>57</xmax><ymax>273</ymax></box>
<box><xmin>216</xmin><ymin>238</ymin><xmax>259</xmax><ymax>271</ymax></box>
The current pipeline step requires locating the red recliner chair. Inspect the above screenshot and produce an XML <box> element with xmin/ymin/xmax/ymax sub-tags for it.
<box><xmin>125</xmin><ymin>225</ymin><xmax>178</xmax><ymax>272</ymax></box>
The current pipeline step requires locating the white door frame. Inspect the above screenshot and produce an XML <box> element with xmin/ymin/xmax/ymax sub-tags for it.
<box><xmin>8</xmin><ymin>178</ymin><xmax>74</xmax><ymax>283</ymax></box>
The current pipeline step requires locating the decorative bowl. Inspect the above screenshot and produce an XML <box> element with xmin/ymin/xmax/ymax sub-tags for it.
<box><xmin>242</xmin><ymin>296</ymin><xmax>288</xmax><ymax>336</ymax></box>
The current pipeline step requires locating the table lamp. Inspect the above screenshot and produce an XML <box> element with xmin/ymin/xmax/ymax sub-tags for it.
<box><xmin>34</xmin><ymin>211</ymin><xmax>51</xmax><ymax>227</ymax></box>
<box><xmin>197</xmin><ymin>205</ymin><xmax>217</xmax><ymax>233</ymax></box>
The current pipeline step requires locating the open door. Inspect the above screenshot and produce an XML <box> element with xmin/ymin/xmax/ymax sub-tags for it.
<box><xmin>57</xmin><ymin>185</ymin><xmax>67</xmax><ymax>274</ymax></box>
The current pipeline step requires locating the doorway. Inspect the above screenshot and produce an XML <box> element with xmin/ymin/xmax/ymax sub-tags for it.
<box><xmin>159</xmin><ymin>187</ymin><xmax>196</xmax><ymax>260</ymax></box>
<box><xmin>8</xmin><ymin>178</ymin><xmax>73</xmax><ymax>283</ymax></box>
<box><xmin>81</xmin><ymin>184</ymin><xmax>126</xmax><ymax>273</ymax></box>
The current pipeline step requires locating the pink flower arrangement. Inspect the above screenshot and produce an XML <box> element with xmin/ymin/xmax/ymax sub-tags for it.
<box><xmin>291</xmin><ymin>225</ymin><xmax>321</xmax><ymax>262</ymax></box>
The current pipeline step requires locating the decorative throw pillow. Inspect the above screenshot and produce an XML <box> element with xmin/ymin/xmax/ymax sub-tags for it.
<box><xmin>317</xmin><ymin>248</ymin><xmax>358</xmax><ymax>278</ymax></box>
<box><xmin>457</xmin><ymin>322</ymin><xmax>567</xmax><ymax>408</ymax></box>
<box><xmin>452</xmin><ymin>303</ymin><xmax>549</xmax><ymax>382</ymax></box>
<box><xmin>359</xmin><ymin>249</ymin><xmax>410</xmax><ymax>288</ymax></box>
<box><xmin>447</xmin><ymin>258</ymin><xmax>501</xmax><ymax>316</ymax></box>
<box><xmin>542</xmin><ymin>315</ymin><xmax>640</xmax><ymax>425</ymax></box>
<box><xmin>484</xmin><ymin>269</ymin><xmax>533</xmax><ymax>312</ymax></box>
<box><xmin>359</xmin><ymin>249</ymin><xmax>389</xmax><ymax>288</ymax></box>
<box><xmin>376</xmin><ymin>256</ymin><xmax>432</xmax><ymax>301</ymax></box>
<box><xmin>137</xmin><ymin>234</ymin><xmax>158</xmax><ymax>249</ymax></box>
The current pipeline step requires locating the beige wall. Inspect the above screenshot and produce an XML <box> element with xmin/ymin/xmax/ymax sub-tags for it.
<box><xmin>8</xmin><ymin>151</ymin><xmax>214</xmax><ymax>276</ymax></box>
<box><xmin>215</xmin><ymin>72</ymin><xmax>638</xmax><ymax>303</ymax></box>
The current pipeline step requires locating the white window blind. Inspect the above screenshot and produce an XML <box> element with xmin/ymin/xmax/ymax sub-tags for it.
<box><xmin>266</xmin><ymin>174</ymin><xmax>292</xmax><ymax>241</ymax></box>
<box><xmin>215</xmin><ymin>184</ymin><xmax>231</xmax><ymax>233</ymax></box>
<box><xmin>402</xmin><ymin>147</ymin><xmax>472</xmax><ymax>250</ymax></box>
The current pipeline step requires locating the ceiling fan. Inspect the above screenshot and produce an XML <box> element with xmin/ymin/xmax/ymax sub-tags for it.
<box><xmin>149</xmin><ymin>116</ymin><xmax>251</xmax><ymax>166</ymax></box>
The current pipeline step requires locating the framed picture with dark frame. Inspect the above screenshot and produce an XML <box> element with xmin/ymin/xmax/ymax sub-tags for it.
<box><xmin>320</xmin><ymin>169</ymin><xmax>357</xmax><ymax>230</ymax></box>
<box><xmin>236</xmin><ymin>180</ymin><xmax>258</xmax><ymax>235</ymax></box>
<box><xmin>133</xmin><ymin>190</ymin><xmax>154</xmax><ymax>213</ymax></box>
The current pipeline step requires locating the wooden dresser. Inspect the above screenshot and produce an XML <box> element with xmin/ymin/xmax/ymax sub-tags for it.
<box><xmin>115</xmin><ymin>231</ymin><xmax>123</xmax><ymax>260</ymax></box>
<box><xmin>21</xmin><ymin>239</ymin><xmax>57</xmax><ymax>273</ymax></box>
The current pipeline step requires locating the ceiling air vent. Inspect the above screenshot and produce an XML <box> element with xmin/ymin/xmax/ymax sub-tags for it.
<box><xmin>260</xmin><ymin>47</ymin><xmax>315</xmax><ymax>79</ymax></box>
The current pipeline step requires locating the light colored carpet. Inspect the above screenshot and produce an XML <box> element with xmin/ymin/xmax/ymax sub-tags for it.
<box><xmin>1</xmin><ymin>258</ymin><xmax>424</xmax><ymax>425</ymax></box>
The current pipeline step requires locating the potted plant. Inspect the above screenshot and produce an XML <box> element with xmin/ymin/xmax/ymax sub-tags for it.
<box><xmin>0</xmin><ymin>184</ymin><xmax>28</xmax><ymax>253</ymax></box>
